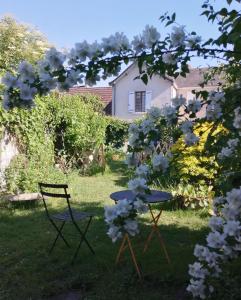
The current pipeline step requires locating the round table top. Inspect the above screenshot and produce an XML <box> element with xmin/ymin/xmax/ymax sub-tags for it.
<box><xmin>110</xmin><ymin>189</ymin><xmax>172</xmax><ymax>204</ymax></box>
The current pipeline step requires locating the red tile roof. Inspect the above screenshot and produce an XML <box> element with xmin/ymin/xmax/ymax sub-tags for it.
<box><xmin>68</xmin><ymin>86</ymin><xmax>112</xmax><ymax>114</ymax></box>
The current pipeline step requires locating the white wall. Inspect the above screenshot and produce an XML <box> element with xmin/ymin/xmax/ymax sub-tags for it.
<box><xmin>113</xmin><ymin>64</ymin><xmax>173</xmax><ymax>121</ymax></box>
<box><xmin>0</xmin><ymin>131</ymin><xmax>18</xmax><ymax>188</ymax></box>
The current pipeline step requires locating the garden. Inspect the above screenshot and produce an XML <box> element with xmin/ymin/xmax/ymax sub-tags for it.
<box><xmin>0</xmin><ymin>0</ymin><xmax>241</xmax><ymax>299</ymax></box>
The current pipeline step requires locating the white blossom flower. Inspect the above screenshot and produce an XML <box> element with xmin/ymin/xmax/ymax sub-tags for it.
<box><xmin>1</xmin><ymin>72</ymin><xmax>19</xmax><ymax>88</ymax></box>
<box><xmin>170</xmin><ymin>26</ymin><xmax>186</xmax><ymax>47</ymax></box>
<box><xmin>162</xmin><ymin>53</ymin><xmax>177</xmax><ymax>65</ymax></box>
<box><xmin>88</xmin><ymin>41</ymin><xmax>102</xmax><ymax>59</ymax></box>
<box><xmin>128</xmin><ymin>123</ymin><xmax>140</xmax><ymax>135</ymax></box>
<box><xmin>39</xmin><ymin>72</ymin><xmax>57</xmax><ymax>90</ymax></box>
<box><xmin>128</xmin><ymin>133</ymin><xmax>139</xmax><ymax>147</ymax></box>
<box><xmin>184</xmin><ymin>132</ymin><xmax>199</xmax><ymax>146</ymax></box>
<box><xmin>140</xmin><ymin>119</ymin><xmax>155</xmax><ymax>135</ymax></box>
<box><xmin>102</xmin><ymin>32</ymin><xmax>129</xmax><ymax>54</ymax></box>
<box><xmin>222</xmin><ymin>204</ymin><xmax>239</xmax><ymax>220</ymax></box>
<box><xmin>107</xmin><ymin>225</ymin><xmax>122</xmax><ymax>242</ymax></box>
<box><xmin>142</xmin><ymin>25</ymin><xmax>160</xmax><ymax>48</ymax></box>
<box><xmin>135</xmin><ymin>164</ymin><xmax>149</xmax><ymax>178</ymax></box>
<box><xmin>116</xmin><ymin>199</ymin><xmax>132</xmax><ymax>217</ymax></box>
<box><xmin>233</xmin><ymin>107</ymin><xmax>241</xmax><ymax>130</ymax></box>
<box><xmin>125</xmin><ymin>153</ymin><xmax>139</xmax><ymax>167</ymax></box>
<box><xmin>187</xmin><ymin>99</ymin><xmax>202</xmax><ymax>114</ymax></box>
<box><xmin>206</xmin><ymin>102</ymin><xmax>222</xmax><ymax>120</ymax></box>
<box><xmin>18</xmin><ymin>61</ymin><xmax>36</xmax><ymax>83</ymax></box>
<box><xmin>187</xmin><ymin>279</ymin><xmax>206</xmax><ymax>299</ymax></box>
<box><xmin>186</xmin><ymin>34</ymin><xmax>202</xmax><ymax>47</ymax></box>
<box><xmin>73</xmin><ymin>40</ymin><xmax>90</xmax><ymax>61</ymax></box>
<box><xmin>226</xmin><ymin>187</ymin><xmax>241</xmax><ymax>211</ymax></box>
<box><xmin>104</xmin><ymin>205</ymin><xmax>118</xmax><ymax>224</ymax></box>
<box><xmin>152</xmin><ymin>153</ymin><xmax>169</xmax><ymax>172</ymax></box>
<box><xmin>147</xmin><ymin>106</ymin><xmax>162</xmax><ymax>120</ymax></box>
<box><xmin>189</xmin><ymin>262</ymin><xmax>209</xmax><ymax>279</ymax></box>
<box><xmin>19</xmin><ymin>83</ymin><xmax>37</xmax><ymax>101</ymax></box>
<box><xmin>133</xmin><ymin>198</ymin><xmax>149</xmax><ymax>214</ymax></box>
<box><xmin>206</xmin><ymin>231</ymin><xmax>226</xmax><ymax>249</ymax></box>
<box><xmin>45</xmin><ymin>47</ymin><xmax>65</xmax><ymax>70</ymax></box>
<box><xmin>209</xmin><ymin>216</ymin><xmax>224</xmax><ymax>232</ymax></box>
<box><xmin>218</xmin><ymin>147</ymin><xmax>233</xmax><ymax>159</ymax></box>
<box><xmin>124</xmin><ymin>219</ymin><xmax>139</xmax><ymax>236</ymax></box>
<box><xmin>180</xmin><ymin>120</ymin><xmax>193</xmax><ymax>134</ymax></box>
<box><xmin>227</xmin><ymin>138</ymin><xmax>239</xmax><ymax>149</ymax></box>
<box><xmin>161</xmin><ymin>105</ymin><xmax>177</xmax><ymax>123</ymax></box>
<box><xmin>223</xmin><ymin>220</ymin><xmax>240</xmax><ymax>236</ymax></box>
<box><xmin>132</xmin><ymin>35</ymin><xmax>146</xmax><ymax>53</ymax></box>
<box><xmin>128</xmin><ymin>177</ymin><xmax>148</xmax><ymax>195</ymax></box>
<box><xmin>208</xmin><ymin>91</ymin><xmax>225</xmax><ymax>103</ymax></box>
<box><xmin>171</xmin><ymin>96</ymin><xmax>186</xmax><ymax>108</ymax></box>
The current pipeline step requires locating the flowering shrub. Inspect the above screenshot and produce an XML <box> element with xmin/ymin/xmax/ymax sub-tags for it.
<box><xmin>170</xmin><ymin>122</ymin><xmax>225</xmax><ymax>187</ymax></box>
<box><xmin>1</xmin><ymin>0</ymin><xmax>241</xmax><ymax>298</ymax></box>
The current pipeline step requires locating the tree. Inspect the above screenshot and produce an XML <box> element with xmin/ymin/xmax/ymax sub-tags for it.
<box><xmin>0</xmin><ymin>16</ymin><xmax>50</xmax><ymax>75</ymax></box>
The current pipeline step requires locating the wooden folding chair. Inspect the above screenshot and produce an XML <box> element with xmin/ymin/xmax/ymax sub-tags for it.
<box><xmin>39</xmin><ymin>182</ymin><xmax>95</xmax><ymax>264</ymax></box>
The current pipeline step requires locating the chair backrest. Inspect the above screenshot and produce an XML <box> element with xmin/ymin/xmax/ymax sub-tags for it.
<box><xmin>38</xmin><ymin>182</ymin><xmax>73</xmax><ymax>218</ymax></box>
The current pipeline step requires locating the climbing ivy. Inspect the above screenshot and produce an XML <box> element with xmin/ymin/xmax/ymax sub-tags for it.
<box><xmin>2</xmin><ymin>93</ymin><xmax>107</xmax><ymax>192</ymax></box>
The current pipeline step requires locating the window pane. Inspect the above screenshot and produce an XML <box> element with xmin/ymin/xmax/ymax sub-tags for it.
<box><xmin>135</xmin><ymin>91</ymin><xmax>146</xmax><ymax>112</ymax></box>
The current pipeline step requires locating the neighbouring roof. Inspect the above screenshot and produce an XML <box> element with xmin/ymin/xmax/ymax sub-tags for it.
<box><xmin>175</xmin><ymin>67</ymin><xmax>223</xmax><ymax>88</ymax></box>
<box><xmin>109</xmin><ymin>62</ymin><xmax>223</xmax><ymax>89</ymax></box>
<box><xmin>109</xmin><ymin>62</ymin><xmax>173</xmax><ymax>86</ymax></box>
<box><xmin>68</xmin><ymin>86</ymin><xmax>112</xmax><ymax>114</ymax></box>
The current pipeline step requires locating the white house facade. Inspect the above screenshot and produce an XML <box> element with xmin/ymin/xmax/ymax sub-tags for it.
<box><xmin>110</xmin><ymin>63</ymin><xmax>221</xmax><ymax>121</ymax></box>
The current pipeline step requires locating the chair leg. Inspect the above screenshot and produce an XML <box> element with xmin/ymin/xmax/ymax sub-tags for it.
<box><xmin>71</xmin><ymin>217</ymin><xmax>94</xmax><ymax>264</ymax></box>
<box><xmin>49</xmin><ymin>220</ymin><xmax>70</xmax><ymax>253</ymax></box>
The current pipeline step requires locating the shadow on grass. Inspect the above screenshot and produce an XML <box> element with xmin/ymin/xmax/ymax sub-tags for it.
<box><xmin>106</xmin><ymin>159</ymin><xmax>130</xmax><ymax>187</ymax></box>
<box><xmin>0</xmin><ymin>200</ymin><xmax>210</xmax><ymax>300</ymax></box>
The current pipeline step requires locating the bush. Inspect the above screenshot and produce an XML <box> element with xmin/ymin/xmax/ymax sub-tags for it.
<box><xmin>47</xmin><ymin>93</ymin><xmax>107</xmax><ymax>170</ymax></box>
<box><xmin>105</xmin><ymin>117</ymin><xmax>129</xmax><ymax>149</ymax></box>
<box><xmin>170</xmin><ymin>121</ymin><xmax>226</xmax><ymax>187</ymax></box>
<box><xmin>5</xmin><ymin>154</ymin><xmax>66</xmax><ymax>193</ymax></box>
<box><xmin>1</xmin><ymin>93</ymin><xmax>107</xmax><ymax>192</ymax></box>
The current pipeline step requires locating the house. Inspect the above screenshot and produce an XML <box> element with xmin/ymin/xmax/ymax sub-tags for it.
<box><xmin>110</xmin><ymin>63</ymin><xmax>222</xmax><ymax>121</ymax></box>
<box><xmin>68</xmin><ymin>86</ymin><xmax>112</xmax><ymax>115</ymax></box>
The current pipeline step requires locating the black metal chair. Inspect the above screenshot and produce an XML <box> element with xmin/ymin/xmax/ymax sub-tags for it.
<box><xmin>38</xmin><ymin>182</ymin><xmax>95</xmax><ymax>264</ymax></box>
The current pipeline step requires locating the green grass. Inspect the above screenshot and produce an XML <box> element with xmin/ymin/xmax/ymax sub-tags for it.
<box><xmin>0</xmin><ymin>160</ymin><xmax>210</xmax><ymax>300</ymax></box>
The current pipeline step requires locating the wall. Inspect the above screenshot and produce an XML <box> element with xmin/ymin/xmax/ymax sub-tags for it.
<box><xmin>0</xmin><ymin>131</ymin><xmax>18</xmax><ymax>188</ymax></box>
<box><xmin>112</xmin><ymin>64</ymin><xmax>173</xmax><ymax>121</ymax></box>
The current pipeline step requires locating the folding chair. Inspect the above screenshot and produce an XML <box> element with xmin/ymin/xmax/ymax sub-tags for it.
<box><xmin>39</xmin><ymin>182</ymin><xmax>95</xmax><ymax>264</ymax></box>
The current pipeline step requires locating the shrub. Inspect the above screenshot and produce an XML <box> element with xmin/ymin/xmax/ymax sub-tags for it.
<box><xmin>5</xmin><ymin>154</ymin><xmax>66</xmax><ymax>193</ymax></box>
<box><xmin>47</xmin><ymin>93</ymin><xmax>107</xmax><ymax>170</ymax></box>
<box><xmin>105</xmin><ymin>117</ymin><xmax>129</xmax><ymax>149</ymax></box>
<box><xmin>1</xmin><ymin>93</ymin><xmax>107</xmax><ymax>192</ymax></box>
<box><xmin>170</xmin><ymin>121</ymin><xmax>226</xmax><ymax>187</ymax></box>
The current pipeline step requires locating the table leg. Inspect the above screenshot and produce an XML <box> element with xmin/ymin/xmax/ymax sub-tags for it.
<box><xmin>115</xmin><ymin>233</ymin><xmax>142</xmax><ymax>279</ymax></box>
<box><xmin>143</xmin><ymin>204</ymin><xmax>171</xmax><ymax>265</ymax></box>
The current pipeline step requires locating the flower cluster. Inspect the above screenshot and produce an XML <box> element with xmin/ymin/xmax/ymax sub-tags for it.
<box><xmin>1</xmin><ymin>24</ymin><xmax>203</xmax><ymax>109</ymax></box>
<box><xmin>104</xmin><ymin>179</ymin><xmax>149</xmax><ymax>242</ymax></box>
<box><xmin>187</xmin><ymin>187</ymin><xmax>241</xmax><ymax>298</ymax></box>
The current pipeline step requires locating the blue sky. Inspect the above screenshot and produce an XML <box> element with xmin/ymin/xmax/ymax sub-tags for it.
<box><xmin>0</xmin><ymin>0</ymin><xmax>231</xmax><ymax>48</ymax></box>
<box><xmin>0</xmin><ymin>0</ymin><xmax>236</xmax><ymax>85</ymax></box>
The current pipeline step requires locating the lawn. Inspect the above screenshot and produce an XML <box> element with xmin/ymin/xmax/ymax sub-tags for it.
<box><xmin>0</xmin><ymin>160</ymin><xmax>210</xmax><ymax>300</ymax></box>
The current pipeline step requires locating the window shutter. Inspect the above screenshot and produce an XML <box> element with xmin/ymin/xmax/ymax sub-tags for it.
<box><xmin>128</xmin><ymin>91</ymin><xmax>135</xmax><ymax>113</ymax></box>
<box><xmin>145</xmin><ymin>90</ymin><xmax>152</xmax><ymax>111</ymax></box>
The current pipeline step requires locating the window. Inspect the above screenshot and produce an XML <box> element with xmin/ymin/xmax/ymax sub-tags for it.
<box><xmin>135</xmin><ymin>91</ymin><xmax>146</xmax><ymax>112</ymax></box>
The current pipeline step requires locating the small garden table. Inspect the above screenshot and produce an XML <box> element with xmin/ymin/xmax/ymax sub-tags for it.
<box><xmin>110</xmin><ymin>189</ymin><xmax>172</xmax><ymax>278</ymax></box>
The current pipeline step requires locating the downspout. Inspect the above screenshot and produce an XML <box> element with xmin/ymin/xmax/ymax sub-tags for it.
<box><xmin>112</xmin><ymin>83</ymin><xmax>116</xmax><ymax>116</ymax></box>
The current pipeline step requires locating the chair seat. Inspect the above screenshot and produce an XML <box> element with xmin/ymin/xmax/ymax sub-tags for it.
<box><xmin>51</xmin><ymin>209</ymin><xmax>93</xmax><ymax>222</ymax></box>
